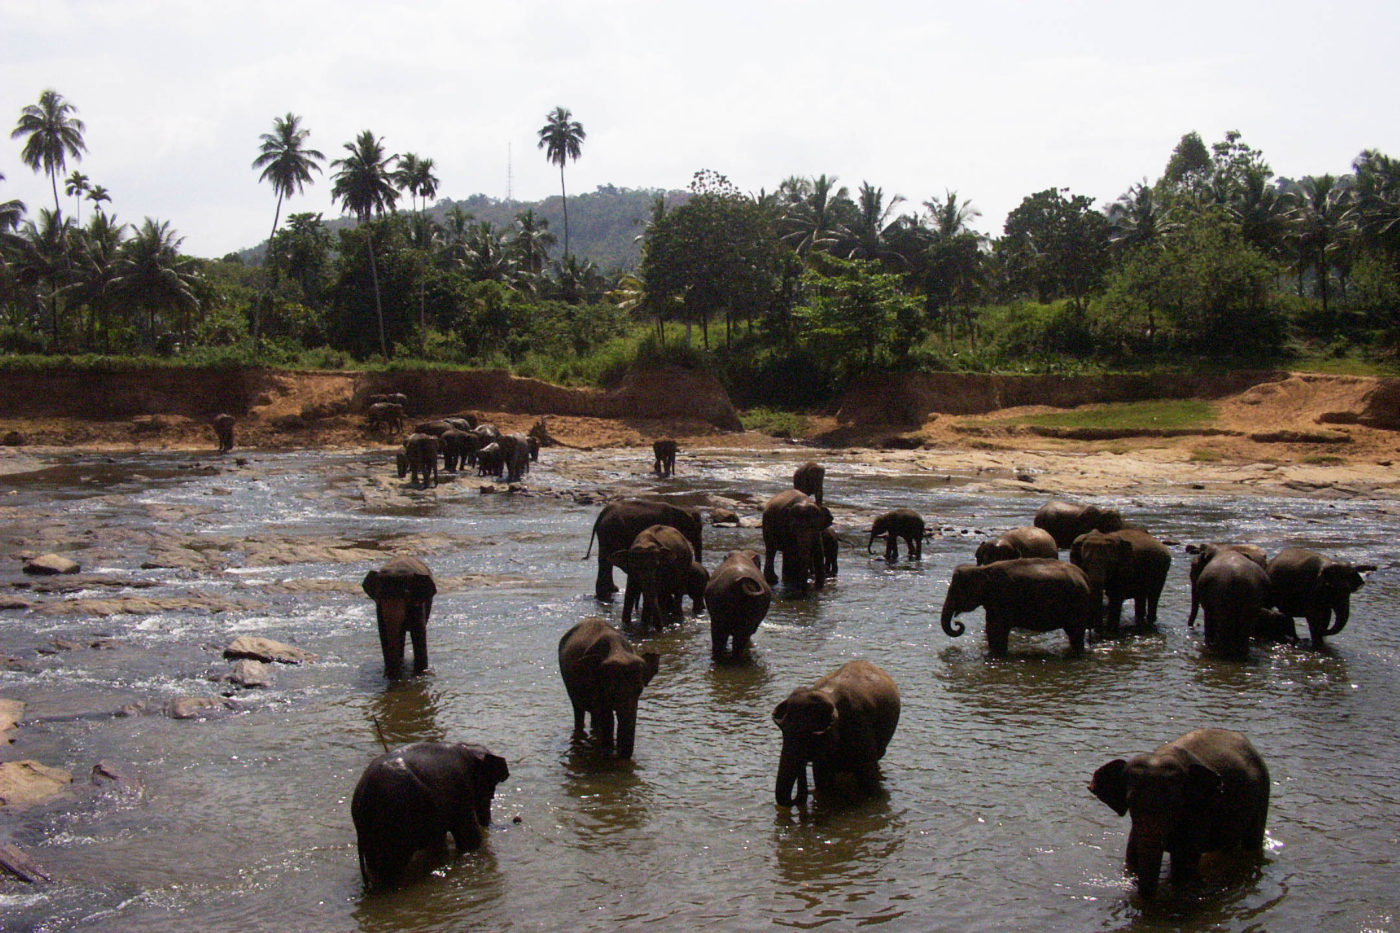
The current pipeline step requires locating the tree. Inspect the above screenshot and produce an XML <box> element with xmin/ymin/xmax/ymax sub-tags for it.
<box><xmin>267</xmin><ymin>212</ymin><xmax>332</xmax><ymax>307</ymax></box>
<box><xmin>537</xmin><ymin>106</ymin><xmax>585</xmax><ymax>259</ymax></box>
<box><xmin>798</xmin><ymin>253</ymin><xmax>923</xmax><ymax>372</ymax></box>
<box><xmin>64</xmin><ymin>171</ymin><xmax>89</xmax><ymax>224</ymax></box>
<box><xmin>0</xmin><ymin>172</ymin><xmax>24</xmax><ymax>232</ymax></box>
<box><xmin>86</xmin><ymin>185</ymin><xmax>111</xmax><ymax>218</ymax></box>
<box><xmin>112</xmin><ymin>219</ymin><xmax>201</xmax><ymax>349</ymax></box>
<box><xmin>63</xmin><ymin>210</ymin><xmax>126</xmax><ymax>348</ymax></box>
<box><xmin>511</xmin><ymin>208</ymin><xmax>556</xmax><ymax>291</ymax></box>
<box><xmin>331</xmin><ymin>130</ymin><xmax>399</xmax><ymax>357</ymax></box>
<box><xmin>394</xmin><ymin>153</ymin><xmax>439</xmax><ymax>214</ymax></box>
<box><xmin>1162</xmin><ymin>131</ymin><xmax>1210</xmax><ymax>189</ymax></box>
<box><xmin>843</xmin><ymin>181</ymin><xmax>906</xmax><ymax>267</ymax></box>
<box><xmin>11</xmin><ymin>89</ymin><xmax>87</xmax><ymax>215</ymax></box>
<box><xmin>253</xmin><ymin>113</ymin><xmax>325</xmax><ymax>346</ymax></box>
<box><xmin>998</xmin><ymin>188</ymin><xmax>1110</xmax><ymax>311</ymax></box>
<box><xmin>924</xmin><ymin>189</ymin><xmax>982</xmax><ymax>239</ymax></box>
<box><xmin>780</xmin><ymin>174</ymin><xmax>851</xmax><ymax>256</ymax></box>
<box><xmin>1285</xmin><ymin>174</ymin><xmax>1351</xmax><ymax>314</ymax></box>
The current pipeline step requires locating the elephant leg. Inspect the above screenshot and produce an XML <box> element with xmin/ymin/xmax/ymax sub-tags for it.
<box><xmin>986</xmin><ymin>614</ymin><xmax>1010</xmax><ymax>656</ymax></box>
<box><xmin>377</xmin><ymin>608</ymin><xmax>406</xmax><ymax>678</ymax></box>
<box><xmin>408</xmin><ymin>616</ymin><xmax>428</xmax><ymax>674</ymax></box>
<box><xmin>856</xmin><ymin>761</ymin><xmax>882</xmax><ymax>796</ymax></box>
<box><xmin>595</xmin><ymin>557</ymin><xmax>618</xmax><ymax>601</ymax></box>
<box><xmin>1306</xmin><ymin>613</ymin><xmax>1331</xmax><ymax>648</ymax></box>
<box><xmin>594</xmin><ymin>708</ymin><xmax>616</xmax><ymax>748</ymax></box>
<box><xmin>711</xmin><ymin>624</ymin><xmax>727</xmax><ymax>660</ymax></box>
<box><xmin>911</xmin><ymin>536</ymin><xmax>922</xmax><ymax>560</ymax></box>
<box><xmin>571</xmin><ymin>702</ymin><xmax>586</xmax><ymax>735</ymax></box>
<box><xmin>621</xmin><ymin>581</ymin><xmax>639</xmax><ymax>628</ymax></box>
<box><xmin>450</xmin><ymin>814</ymin><xmax>483</xmax><ymax>853</ymax></box>
<box><xmin>885</xmin><ymin>537</ymin><xmax>897</xmax><ymax>562</ymax></box>
<box><xmin>1065</xmin><ymin>623</ymin><xmax>1086</xmax><ymax>656</ymax></box>
<box><xmin>1167</xmin><ymin>846</ymin><xmax>1202</xmax><ymax>886</ymax></box>
<box><xmin>763</xmin><ymin>545</ymin><xmax>779</xmax><ymax>586</ymax></box>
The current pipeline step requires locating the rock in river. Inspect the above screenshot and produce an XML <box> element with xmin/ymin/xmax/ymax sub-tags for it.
<box><xmin>0</xmin><ymin>760</ymin><xmax>73</xmax><ymax>809</ymax></box>
<box><xmin>23</xmin><ymin>554</ymin><xmax>81</xmax><ymax>576</ymax></box>
<box><xmin>223</xmin><ymin>635</ymin><xmax>317</xmax><ymax>665</ymax></box>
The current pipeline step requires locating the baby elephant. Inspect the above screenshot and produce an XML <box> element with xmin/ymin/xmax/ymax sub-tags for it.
<box><xmin>212</xmin><ymin>413</ymin><xmax>235</xmax><ymax>453</ymax></box>
<box><xmin>1090</xmin><ymin>728</ymin><xmax>1269</xmax><ymax>899</ymax></box>
<box><xmin>361</xmin><ymin>556</ymin><xmax>436</xmax><ymax>678</ymax></box>
<box><xmin>351</xmin><ymin>741</ymin><xmax>509</xmax><ymax>889</ymax></box>
<box><xmin>868</xmin><ymin>509</ymin><xmax>925</xmax><ymax>561</ymax></box>
<box><xmin>705</xmin><ymin>550</ymin><xmax>773</xmax><ymax>660</ymax></box>
<box><xmin>652</xmin><ymin>439</ymin><xmax>678</xmax><ymax>477</ymax></box>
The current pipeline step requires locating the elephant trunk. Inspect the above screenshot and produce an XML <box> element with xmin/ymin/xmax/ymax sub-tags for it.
<box><xmin>940</xmin><ymin>597</ymin><xmax>965</xmax><ymax>637</ymax></box>
<box><xmin>1187</xmin><ymin>589</ymin><xmax>1199</xmax><ymax>627</ymax></box>
<box><xmin>867</xmin><ymin>531</ymin><xmax>878</xmax><ymax>555</ymax></box>
<box><xmin>1325</xmin><ymin>600</ymin><xmax>1350</xmax><ymax>636</ymax></box>
<box><xmin>615</xmin><ymin>707</ymin><xmax>638</xmax><ymax>759</ymax></box>
<box><xmin>775</xmin><ymin>740</ymin><xmax>809</xmax><ymax>807</ymax></box>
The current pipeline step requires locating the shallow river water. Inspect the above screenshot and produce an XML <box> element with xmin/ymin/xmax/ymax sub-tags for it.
<box><xmin>2</xmin><ymin>446</ymin><xmax>1399</xmax><ymax>932</ymax></box>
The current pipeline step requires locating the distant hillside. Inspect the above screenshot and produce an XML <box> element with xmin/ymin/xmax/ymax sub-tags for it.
<box><xmin>241</xmin><ymin>185</ymin><xmax>690</xmax><ymax>272</ymax></box>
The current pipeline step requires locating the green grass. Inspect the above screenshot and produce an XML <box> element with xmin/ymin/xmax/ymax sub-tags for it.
<box><xmin>741</xmin><ymin>407</ymin><xmax>810</xmax><ymax>438</ymax></box>
<box><xmin>979</xmin><ymin>398</ymin><xmax>1220</xmax><ymax>432</ymax></box>
<box><xmin>1189</xmin><ymin>448</ymin><xmax>1225</xmax><ymax>462</ymax></box>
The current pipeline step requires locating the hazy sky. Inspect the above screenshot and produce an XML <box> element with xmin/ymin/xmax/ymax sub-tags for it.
<box><xmin>3</xmin><ymin>0</ymin><xmax>1396</xmax><ymax>259</ymax></box>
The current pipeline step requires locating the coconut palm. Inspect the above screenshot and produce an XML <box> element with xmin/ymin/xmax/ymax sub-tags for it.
<box><xmin>781</xmin><ymin>174</ymin><xmax>850</xmax><ymax>256</ymax></box>
<box><xmin>11</xmin><ymin>89</ymin><xmax>87</xmax><ymax>215</ymax></box>
<box><xmin>512</xmin><ymin>209</ymin><xmax>556</xmax><ymax>279</ymax></box>
<box><xmin>64</xmin><ymin>171</ymin><xmax>90</xmax><ymax>224</ymax></box>
<box><xmin>253</xmin><ymin>113</ymin><xmax>325</xmax><ymax>250</ymax></box>
<box><xmin>924</xmin><ymin>189</ymin><xmax>982</xmax><ymax>240</ymax></box>
<box><xmin>331</xmin><ymin>130</ymin><xmax>399</xmax><ymax>357</ymax></box>
<box><xmin>843</xmin><ymin>181</ymin><xmax>906</xmax><ymax>266</ymax></box>
<box><xmin>1285</xmin><ymin>174</ymin><xmax>1352</xmax><ymax>313</ymax></box>
<box><xmin>536</xmin><ymin>106</ymin><xmax>585</xmax><ymax>259</ymax></box>
<box><xmin>112</xmin><ymin>219</ymin><xmax>201</xmax><ymax>348</ymax></box>
<box><xmin>0</xmin><ymin>172</ymin><xmax>24</xmax><ymax>232</ymax></box>
<box><xmin>63</xmin><ymin>211</ymin><xmax>126</xmax><ymax>348</ymax></box>
<box><xmin>86</xmin><ymin>185</ymin><xmax>111</xmax><ymax>218</ymax></box>
<box><xmin>11</xmin><ymin>208</ymin><xmax>72</xmax><ymax>339</ymax></box>
<box><xmin>395</xmin><ymin>154</ymin><xmax>439</xmax><ymax>214</ymax></box>
<box><xmin>1107</xmin><ymin>182</ymin><xmax>1173</xmax><ymax>252</ymax></box>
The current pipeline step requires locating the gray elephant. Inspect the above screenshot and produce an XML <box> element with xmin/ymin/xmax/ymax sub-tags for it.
<box><xmin>367</xmin><ymin>402</ymin><xmax>404</xmax><ymax>436</ymax></box>
<box><xmin>610</xmin><ymin>524</ymin><xmax>695</xmax><ymax>630</ymax></box>
<box><xmin>773</xmin><ymin>660</ymin><xmax>899</xmax><ymax>807</ymax></box>
<box><xmin>439</xmin><ymin>428</ymin><xmax>473</xmax><ymax>472</ymax></box>
<box><xmin>705</xmin><ymin>550</ymin><xmax>773</xmax><ymax>660</ymax></box>
<box><xmin>793</xmin><ymin>461</ymin><xmax>826</xmax><ymax>505</ymax></box>
<box><xmin>821</xmin><ymin>526</ymin><xmax>839</xmax><ymax>578</ymax></box>
<box><xmin>653</xmin><ymin>439</ymin><xmax>678</xmax><ymax>477</ymax></box>
<box><xmin>1033</xmin><ymin>500</ymin><xmax>1126</xmax><ymax>550</ymax></box>
<box><xmin>762</xmin><ymin>489</ymin><xmax>833</xmax><ymax>591</ymax></box>
<box><xmin>685</xmin><ymin>559</ymin><xmax>709</xmax><ymax>614</ymax></box>
<box><xmin>1186</xmin><ymin>543</ymin><xmax>1268</xmax><ymax>627</ymax></box>
<box><xmin>1090</xmin><ymin>728</ymin><xmax>1269</xmax><ymax>899</ymax></box>
<box><xmin>975</xmin><ymin>526</ymin><xmax>1058</xmax><ymax>564</ymax></box>
<box><xmin>397</xmin><ymin>433</ymin><xmax>439</xmax><ymax>488</ymax></box>
<box><xmin>558</xmin><ymin>617</ymin><xmax>660</xmax><ymax>758</ymax></box>
<box><xmin>867</xmin><ymin>508</ymin><xmax>925</xmax><ymax>561</ymax></box>
<box><xmin>497</xmin><ymin>433</ymin><xmax>531</xmax><ymax>483</ymax></box>
<box><xmin>352</xmin><ymin>741</ymin><xmax>509</xmax><ymax>889</ymax></box>
<box><xmin>1195</xmin><ymin>549</ymin><xmax>1271</xmax><ymax>660</ymax></box>
<box><xmin>1267</xmin><ymin>547</ymin><xmax>1375</xmax><ymax>648</ymax></box>
<box><xmin>414</xmin><ymin>420</ymin><xmax>452</xmax><ymax>436</ymax></box>
<box><xmin>361</xmin><ymin>556</ymin><xmax>436</xmax><ymax>677</ymax></box>
<box><xmin>584</xmin><ymin>499</ymin><xmax>704</xmax><ymax>601</ymax></box>
<box><xmin>212</xmin><ymin>413</ymin><xmax>235</xmax><ymax>453</ymax></box>
<box><xmin>1069</xmin><ymin>528</ymin><xmax>1172</xmax><ymax>632</ymax></box>
<box><xmin>476</xmin><ymin>442</ymin><xmax>504</xmax><ymax>478</ymax></box>
<box><xmin>940</xmin><ymin>558</ymin><xmax>1095</xmax><ymax>656</ymax></box>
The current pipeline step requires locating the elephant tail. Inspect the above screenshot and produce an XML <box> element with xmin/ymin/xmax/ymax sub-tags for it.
<box><xmin>583</xmin><ymin>515</ymin><xmax>601</xmax><ymax>560</ymax></box>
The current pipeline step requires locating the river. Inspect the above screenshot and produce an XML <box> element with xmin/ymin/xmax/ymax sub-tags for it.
<box><xmin>1</xmin><ymin>446</ymin><xmax>1397</xmax><ymax>932</ymax></box>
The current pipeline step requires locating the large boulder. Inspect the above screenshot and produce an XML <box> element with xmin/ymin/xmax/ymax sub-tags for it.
<box><xmin>166</xmin><ymin>696</ymin><xmax>234</xmax><ymax>720</ymax></box>
<box><xmin>222</xmin><ymin>635</ymin><xmax>317</xmax><ymax>664</ymax></box>
<box><xmin>221</xmin><ymin>659</ymin><xmax>274</xmax><ymax>688</ymax></box>
<box><xmin>0</xmin><ymin>760</ymin><xmax>73</xmax><ymax>809</ymax></box>
<box><xmin>23</xmin><ymin>554</ymin><xmax>81</xmax><ymax>576</ymax></box>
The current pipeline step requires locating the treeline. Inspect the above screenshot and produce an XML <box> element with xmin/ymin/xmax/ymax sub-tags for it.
<box><xmin>4</xmin><ymin>90</ymin><xmax>1400</xmax><ymax>407</ymax></box>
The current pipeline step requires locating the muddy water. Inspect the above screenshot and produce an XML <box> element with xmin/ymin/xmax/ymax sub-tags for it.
<box><xmin>2</xmin><ymin>448</ymin><xmax>1399</xmax><ymax>932</ymax></box>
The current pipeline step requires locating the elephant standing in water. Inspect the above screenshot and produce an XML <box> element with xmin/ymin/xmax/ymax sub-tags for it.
<box><xmin>352</xmin><ymin>741</ymin><xmax>509</xmax><ymax>889</ymax></box>
<box><xmin>868</xmin><ymin>508</ymin><xmax>925</xmax><ymax>561</ymax></box>
<box><xmin>1033</xmin><ymin>500</ymin><xmax>1125</xmax><ymax>549</ymax></box>
<box><xmin>940</xmin><ymin>558</ymin><xmax>1095</xmax><ymax>656</ymax></box>
<box><xmin>610</xmin><ymin>524</ymin><xmax>695</xmax><ymax>630</ymax></box>
<box><xmin>705</xmin><ymin>550</ymin><xmax>773</xmax><ymax>660</ymax></box>
<box><xmin>398</xmin><ymin>433</ymin><xmax>439</xmax><ymax>488</ymax></box>
<box><xmin>584</xmin><ymin>498</ymin><xmax>704</xmax><ymax>600</ymax></box>
<box><xmin>975</xmin><ymin>526</ymin><xmax>1057</xmax><ymax>564</ymax></box>
<box><xmin>1090</xmin><ymin>728</ymin><xmax>1269</xmax><ymax>899</ymax></box>
<box><xmin>558</xmin><ymin>617</ymin><xmax>660</xmax><ymax>758</ymax></box>
<box><xmin>1195</xmin><ymin>549</ymin><xmax>1271</xmax><ymax>660</ymax></box>
<box><xmin>1187</xmin><ymin>543</ymin><xmax>1268</xmax><ymax>627</ymax></box>
<box><xmin>361</xmin><ymin>556</ymin><xmax>436</xmax><ymax>677</ymax></box>
<box><xmin>762</xmin><ymin>489</ymin><xmax>833</xmax><ymax>592</ymax></box>
<box><xmin>652</xmin><ymin>439</ymin><xmax>678</xmax><ymax>477</ymax></box>
<box><xmin>773</xmin><ymin>660</ymin><xmax>899</xmax><ymax>806</ymax></box>
<box><xmin>1267</xmin><ymin>547</ymin><xmax>1374</xmax><ymax>648</ymax></box>
<box><xmin>792</xmin><ymin>461</ymin><xmax>825</xmax><ymax>505</ymax></box>
<box><xmin>1069</xmin><ymin>528</ymin><xmax>1172</xmax><ymax>632</ymax></box>
<box><xmin>212</xmin><ymin>413</ymin><xmax>235</xmax><ymax>453</ymax></box>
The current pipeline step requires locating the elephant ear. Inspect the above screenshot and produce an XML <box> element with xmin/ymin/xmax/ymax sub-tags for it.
<box><xmin>1184</xmin><ymin>755</ymin><xmax>1223</xmax><ymax>805</ymax></box>
<box><xmin>819</xmin><ymin>506</ymin><xmax>834</xmax><ymax>529</ymax></box>
<box><xmin>772</xmin><ymin>699</ymin><xmax>791</xmax><ymax>727</ymax></box>
<box><xmin>361</xmin><ymin>570</ymin><xmax>382</xmax><ymax>599</ymax></box>
<box><xmin>609</xmin><ymin>550</ymin><xmax>635</xmax><ymax>574</ymax></box>
<box><xmin>641</xmin><ymin>651</ymin><xmax>660</xmax><ymax>686</ymax></box>
<box><xmin>1089</xmin><ymin>759</ymin><xmax>1129</xmax><ymax>816</ymax></box>
<box><xmin>409</xmin><ymin>574</ymin><xmax>437</xmax><ymax>601</ymax></box>
<box><xmin>1069</xmin><ymin>536</ymin><xmax>1085</xmax><ymax>565</ymax></box>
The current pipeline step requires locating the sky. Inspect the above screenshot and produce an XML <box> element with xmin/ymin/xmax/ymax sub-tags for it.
<box><xmin>3</xmin><ymin>0</ymin><xmax>1397</xmax><ymax>259</ymax></box>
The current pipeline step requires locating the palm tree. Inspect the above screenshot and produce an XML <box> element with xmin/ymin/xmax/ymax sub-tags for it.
<box><xmin>1107</xmin><ymin>182</ymin><xmax>1173</xmax><ymax>251</ymax></box>
<box><xmin>253</xmin><ymin>113</ymin><xmax>325</xmax><ymax>347</ymax></box>
<box><xmin>63</xmin><ymin>211</ymin><xmax>126</xmax><ymax>348</ymax></box>
<box><xmin>464</xmin><ymin>221</ymin><xmax>517</xmax><ymax>284</ymax></box>
<box><xmin>112</xmin><ymin>219</ymin><xmax>201</xmax><ymax>349</ymax></box>
<box><xmin>0</xmin><ymin>172</ymin><xmax>24</xmax><ymax>232</ymax></box>
<box><xmin>512</xmin><ymin>208</ymin><xmax>556</xmax><ymax>282</ymax></box>
<box><xmin>86</xmin><ymin>185</ymin><xmax>111</xmax><ymax>218</ymax></box>
<box><xmin>331</xmin><ymin>130</ymin><xmax>399</xmax><ymax>357</ymax></box>
<box><xmin>536</xmin><ymin>106</ymin><xmax>586</xmax><ymax>259</ymax></box>
<box><xmin>843</xmin><ymin>181</ymin><xmax>906</xmax><ymax>265</ymax></box>
<box><xmin>1286</xmin><ymin>174</ymin><xmax>1352</xmax><ymax>313</ymax></box>
<box><xmin>781</xmin><ymin>174</ymin><xmax>850</xmax><ymax>256</ymax></box>
<box><xmin>924</xmin><ymin>189</ymin><xmax>982</xmax><ymax>240</ymax></box>
<box><xmin>395</xmin><ymin>154</ymin><xmax>439</xmax><ymax>214</ymax></box>
<box><xmin>11</xmin><ymin>89</ymin><xmax>87</xmax><ymax>215</ymax></box>
<box><xmin>12</xmin><ymin>208</ymin><xmax>72</xmax><ymax>340</ymax></box>
<box><xmin>64</xmin><ymin>171</ymin><xmax>90</xmax><ymax>224</ymax></box>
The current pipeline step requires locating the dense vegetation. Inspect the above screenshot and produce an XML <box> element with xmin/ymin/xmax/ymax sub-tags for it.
<box><xmin>5</xmin><ymin>90</ymin><xmax>1400</xmax><ymax>409</ymax></box>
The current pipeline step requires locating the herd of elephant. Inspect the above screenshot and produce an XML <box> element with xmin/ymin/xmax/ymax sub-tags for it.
<box><xmin>389</xmin><ymin>413</ymin><xmax>540</xmax><ymax>487</ymax></box>
<box><xmin>348</xmin><ymin>452</ymin><xmax>1375</xmax><ymax>899</ymax></box>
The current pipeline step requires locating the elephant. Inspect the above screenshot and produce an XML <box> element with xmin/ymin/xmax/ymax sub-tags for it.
<box><xmin>1069</xmin><ymin>528</ymin><xmax>1172</xmax><ymax>632</ymax></box>
<box><xmin>1033</xmin><ymin>500</ymin><xmax>1126</xmax><ymax>550</ymax></box>
<box><xmin>414</xmin><ymin>420</ymin><xmax>452</xmax><ymax>437</ymax></box>
<box><xmin>352</xmin><ymin>741</ymin><xmax>509</xmax><ymax>889</ymax></box>
<box><xmin>821</xmin><ymin>526</ymin><xmax>839</xmax><ymax>578</ymax></box>
<box><xmin>1267</xmin><ymin>547</ymin><xmax>1375</xmax><ymax>648</ymax></box>
<box><xmin>439</xmin><ymin>428</ymin><xmax>472</xmax><ymax>472</ymax></box>
<box><xmin>558</xmin><ymin>617</ymin><xmax>660</xmax><ymax>758</ymax></box>
<box><xmin>867</xmin><ymin>508</ymin><xmax>925</xmax><ymax>562</ymax></box>
<box><xmin>792</xmin><ymin>461</ymin><xmax>825</xmax><ymax>505</ymax></box>
<box><xmin>610</xmin><ymin>524</ymin><xmax>695</xmax><ymax>630</ymax></box>
<box><xmin>476</xmin><ymin>442</ymin><xmax>504</xmax><ymax>478</ymax></box>
<box><xmin>1090</xmin><ymin>728</ymin><xmax>1269</xmax><ymax>899</ymax></box>
<box><xmin>1186</xmin><ymin>543</ymin><xmax>1268</xmax><ymax>627</ymax></box>
<box><xmin>940</xmin><ymin>558</ymin><xmax>1095</xmax><ymax>656</ymax></box>
<box><xmin>361</xmin><ymin>556</ymin><xmax>436</xmax><ymax>677</ymax></box>
<box><xmin>762</xmin><ymin>489</ymin><xmax>833</xmax><ymax>592</ymax></box>
<box><xmin>685</xmin><ymin>559</ymin><xmax>709</xmax><ymax>614</ymax></box>
<box><xmin>705</xmin><ymin>550</ymin><xmax>773</xmax><ymax>660</ymax></box>
<box><xmin>474</xmin><ymin>422</ymin><xmax>501</xmax><ymax>444</ymax></box>
<box><xmin>400</xmin><ymin>433</ymin><xmax>439</xmax><ymax>487</ymax></box>
<box><xmin>444</xmin><ymin>414</ymin><xmax>479</xmax><ymax>431</ymax></box>
<box><xmin>527</xmin><ymin>435</ymin><xmax>540</xmax><ymax>462</ymax></box>
<box><xmin>497</xmin><ymin>433</ymin><xmax>532</xmax><ymax>483</ymax></box>
<box><xmin>212</xmin><ymin>413</ymin><xmax>235</xmax><ymax>453</ymax></box>
<box><xmin>975</xmin><ymin>526</ymin><xmax>1058</xmax><ymax>565</ymax></box>
<box><xmin>1195</xmin><ymin>549</ymin><xmax>1271</xmax><ymax>660</ymax></box>
<box><xmin>652</xmin><ymin>439</ymin><xmax>678</xmax><ymax>477</ymax></box>
<box><xmin>584</xmin><ymin>498</ymin><xmax>704</xmax><ymax>600</ymax></box>
<box><xmin>773</xmin><ymin>660</ymin><xmax>900</xmax><ymax>807</ymax></box>
<box><xmin>367</xmin><ymin>402</ymin><xmax>405</xmax><ymax>436</ymax></box>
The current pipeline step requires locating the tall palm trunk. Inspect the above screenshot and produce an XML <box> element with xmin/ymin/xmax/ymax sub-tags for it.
<box><xmin>559</xmin><ymin>165</ymin><xmax>570</xmax><ymax>259</ymax></box>
<box><xmin>366</xmin><ymin>228</ymin><xmax>388</xmax><ymax>358</ymax></box>
<box><xmin>256</xmin><ymin>192</ymin><xmax>286</xmax><ymax>350</ymax></box>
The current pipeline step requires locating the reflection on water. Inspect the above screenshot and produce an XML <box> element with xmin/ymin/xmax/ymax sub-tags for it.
<box><xmin>3</xmin><ymin>448</ymin><xmax>1400</xmax><ymax>931</ymax></box>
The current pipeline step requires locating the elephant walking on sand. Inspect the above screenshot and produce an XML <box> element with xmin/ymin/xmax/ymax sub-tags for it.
<box><xmin>1267</xmin><ymin>547</ymin><xmax>1374</xmax><ymax>648</ymax></box>
<box><xmin>352</xmin><ymin>741</ymin><xmax>509</xmax><ymax>889</ymax></box>
<box><xmin>868</xmin><ymin>509</ymin><xmax>925</xmax><ymax>561</ymax></box>
<box><xmin>652</xmin><ymin>439</ymin><xmax>678</xmax><ymax>477</ymax></box>
<box><xmin>1090</xmin><ymin>728</ymin><xmax>1269</xmax><ymax>899</ymax></box>
<box><xmin>940</xmin><ymin>558</ymin><xmax>1095</xmax><ymax>656</ymax></box>
<box><xmin>361</xmin><ymin>556</ymin><xmax>436</xmax><ymax>677</ymax></box>
<box><xmin>212</xmin><ymin>413</ymin><xmax>235</xmax><ymax>453</ymax></box>
<box><xmin>558</xmin><ymin>617</ymin><xmax>660</xmax><ymax>758</ymax></box>
<box><xmin>705</xmin><ymin>550</ymin><xmax>773</xmax><ymax>660</ymax></box>
<box><xmin>773</xmin><ymin>660</ymin><xmax>899</xmax><ymax>806</ymax></box>
<box><xmin>762</xmin><ymin>489</ymin><xmax>833</xmax><ymax>592</ymax></box>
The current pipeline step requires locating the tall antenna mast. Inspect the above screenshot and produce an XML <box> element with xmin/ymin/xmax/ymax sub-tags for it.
<box><xmin>507</xmin><ymin>142</ymin><xmax>513</xmax><ymax>201</ymax></box>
